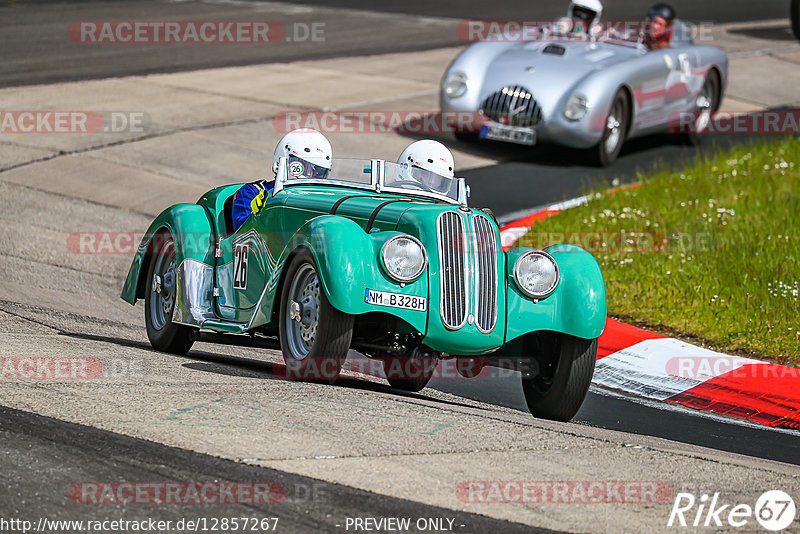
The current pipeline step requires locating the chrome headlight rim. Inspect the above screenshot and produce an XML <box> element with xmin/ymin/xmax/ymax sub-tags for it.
<box><xmin>564</xmin><ymin>94</ymin><xmax>590</xmax><ymax>121</ymax></box>
<box><xmin>381</xmin><ymin>234</ymin><xmax>428</xmax><ymax>282</ymax></box>
<box><xmin>514</xmin><ymin>249</ymin><xmax>560</xmax><ymax>298</ymax></box>
<box><xmin>443</xmin><ymin>71</ymin><xmax>469</xmax><ymax>99</ymax></box>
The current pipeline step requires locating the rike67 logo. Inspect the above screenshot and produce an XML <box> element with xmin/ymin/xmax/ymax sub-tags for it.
<box><xmin>668</xmin><ymin>490</ymin><xmax>796</xmax><ymax>531</ymax></box>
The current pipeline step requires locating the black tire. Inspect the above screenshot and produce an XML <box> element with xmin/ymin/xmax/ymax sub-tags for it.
<box><xmin>590</xmin><ymin>90</ymin><xmax>629</xmax><ymax>167</ymax></box>
<box><xmin>279</xmin><ymin>250</ymin><xmax>353</xmax><ymax>384</ymax></box>
<box><xmin>522</xmin><ymin>335</ymin><xmax>598</xmax><ymax>422</ymax></box>
<box><xmin>144</xmin><ymin>233</ymin><xmax>195</xmax><ymax>355</ymax></box>
<box><xmin>793</xmin><ymin>0</ymin><xmax>800</xmax><ymax>41</ymax></box>
<box><xmin>454</xmin><ymin>131</ymin><xmax>479</xmax><ymax>144</ymax></box>
<box><xmin>686</xmin><ymin>70</ymin><xmax>721</xmax><ymax>146</ymax></box>
<box><xmin>383</xmin><ymin>352</ymin><xmax>437</xmax><ymax>392</ymax></box>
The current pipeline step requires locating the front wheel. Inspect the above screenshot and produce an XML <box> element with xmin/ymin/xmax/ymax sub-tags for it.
<box><xmin>279</xmin><ymin>251</ymin><xmax>353</xmax><ymax>384</ymax></box>
<box><xmin>522</xmin><ymin>335</ymin><xmax>597</xmax><ymax>422</ymax></box>
<box><xmin>590</xmin><ymin>90</ymin><xmax>629</xmax><ymax>167</ymax></box>
<box><xmin>792</xmin><ymin>0</ymin><xmax>800</xmax><ymax>41</ymax></box>
<box><xmin>454</xmin><ymin>131</ymin><xmax>480</xmax><ymax>144</ymax></box>
<box><xmin>383</xmin><ymin>349</ymin><xmax>437</xmax><ymax>392</ymax></box>
<box><xmin>144</xmin><ymin>233</ymin><xmax>195</xmax><ymax>355</ymax></box>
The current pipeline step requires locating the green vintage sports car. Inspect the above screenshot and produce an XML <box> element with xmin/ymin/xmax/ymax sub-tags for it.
<box><xmin>121</xmin><ymin>158</ymin><xmax>606</xmax><ymax>421</ymax></box>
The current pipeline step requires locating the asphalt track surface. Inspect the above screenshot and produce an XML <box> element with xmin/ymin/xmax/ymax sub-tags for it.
<box><xmin>0</xmin><ymin>0</ymin><xmax>791</xmax><ymax>87</ymax></box>
<box><xmin>431</xmin><ymin>374</ymin><xmax>800</xmax><ymax>466</ymax></box>
<box><xmin>1</xmin><ymin>1</ymin><xmax>799</xmax><ymax>531</ymax></box>
<box><xmin>0</xmin><ymin>406</ymin><xmax>544</xmax><ymax>533</ymax></box>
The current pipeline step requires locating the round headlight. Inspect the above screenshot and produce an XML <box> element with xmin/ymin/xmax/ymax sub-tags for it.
<box><xmin>381</xmin><ymin>235</ymin><xmax>427</xmax><ymax>282</ymax></box>
<box><xmin>443</xmin><ymin>72</ymin><xmax>468</xmax><ymax>99</ymax></box>
<box><xmin>514</xmin><ymin>250</ymin><xmax>559</xmax><ymax>298</ymax></box>
<box><xmin>564</xmin><ymin>94</ymin><xmax>589</xmax><ymax>121</ymax></box>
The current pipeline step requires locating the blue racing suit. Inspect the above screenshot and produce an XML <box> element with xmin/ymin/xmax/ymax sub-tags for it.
<box><xmin>232</xmin><ymin>180</ymin><xmax>275</xmax><ymax>231</ymax></box>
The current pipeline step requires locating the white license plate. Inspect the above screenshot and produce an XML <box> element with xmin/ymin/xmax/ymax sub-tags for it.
<box><xmin>365</xmin><ymin>289</ymin><xmax>427</xmax><ymax>311</ymax></box>
<box><xmin>480</xmin><ymin>122</ymin><xmax>536</xmax><ymax>145</ymax></box>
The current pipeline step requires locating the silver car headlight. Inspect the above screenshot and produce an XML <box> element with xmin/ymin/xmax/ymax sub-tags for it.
<box><xmin>443</xmin><ymin>72</ymin><xmax>468</xmax><ymax>99</ymax></box>
<box><xmin>564</xmin><ymin>94</ymin><xmax>589</xmax><ymax>121</ymax></box>
<box><xmin>514</xmin><ymin>250</ymin><xmax>560</xmax><ymax>298</ymax></box>
<box><xmin>382</xmin><ymin>235</ymin><xmax>427</xmax><ymax>282</ymax></box>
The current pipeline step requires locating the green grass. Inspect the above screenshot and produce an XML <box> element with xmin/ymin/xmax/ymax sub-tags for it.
<box><xmin>519</xmin><ymin>138</ymin><xmax>800</xmax><ymax>365</ymax></box>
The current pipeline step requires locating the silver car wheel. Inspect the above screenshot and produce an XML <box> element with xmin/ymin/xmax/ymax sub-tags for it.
<box><xmin>285</xmin><ymin>263</ymin><xmax>320</xmax><ymax>360</ymax></box>
<box><xmin>148</xmin><ymin>241</ymin><xmax>177</xmax><ymax>331</ymax></box>
<box><xmin>694</xmin><ymin>78</ymin><xmax>715</xmax><ymax>133</ymax></box>
<box><xmin>604</xmin><ymin>100</ymin><xmax>623</xmax><ymax>154</ymax></box>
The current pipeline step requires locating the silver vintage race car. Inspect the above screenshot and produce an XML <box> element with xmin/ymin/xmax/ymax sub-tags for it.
<box><xmin>440</xmin><ymin>14</ymin><xmax>728</xmax><ymax>165</ymax></box>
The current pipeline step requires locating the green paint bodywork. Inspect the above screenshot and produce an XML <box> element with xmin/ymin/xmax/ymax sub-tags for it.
<box><xmin>121</xmin><ymin>180</ymin><xmax>606</xmax><ymax>355</ymax></box>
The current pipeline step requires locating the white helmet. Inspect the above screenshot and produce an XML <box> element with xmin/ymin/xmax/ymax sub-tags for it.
<box><xmin>272</xmin><ymin>128</ymin><xmax>332</xmax><ymax>179</ymax></box>
<box><xmin>397</xmin><ymin>140</ymin><xmax>455</xmax><ymax>193</ymax></box>
<box><xmin>568</xmin><ymin>0</ymin><xmax>603</xmax><ymax>25</ymax></box>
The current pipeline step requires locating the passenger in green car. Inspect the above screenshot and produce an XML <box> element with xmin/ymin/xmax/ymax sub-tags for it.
<box><xmin>396</xmin><ymin>139</ymin><xmax>456</xmax><ymax>196</ymax></box>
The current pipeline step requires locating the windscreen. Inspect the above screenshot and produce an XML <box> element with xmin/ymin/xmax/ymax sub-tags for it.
<box><xmin>383</xmin><ymin>161</ymin><xmax>459</xmax><ymax>202</ymax></box>
<box><xmin>284</xmin><ymin>158</ymin><xmax>374</xmax><ymax>186</ymax></box>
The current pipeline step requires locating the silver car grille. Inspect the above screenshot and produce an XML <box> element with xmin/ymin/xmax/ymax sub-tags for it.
<box><xmin>437</xmin><ymin>211</ymin><xmax>468</xmax><ymax>330</ymax></box>
<box><xmin>436</xmin><ymin>211</ymin><xmax>499</xmax><ymax>333</ymax></box>
<box><xmin>472</xmin><ymin>214</ymin><xmax>498</xmax><ymax>333</ymax></box>
<box><xmin>480</xmin><ymin>85</ymin><xmax>543</xmax><ymax>128</ymax></box>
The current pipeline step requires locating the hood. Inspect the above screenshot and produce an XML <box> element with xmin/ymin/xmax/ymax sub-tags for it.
<box><xmin>480</xmin><ymin>40</ymin><xmax>638</xmax><ymax>112</ymax></box>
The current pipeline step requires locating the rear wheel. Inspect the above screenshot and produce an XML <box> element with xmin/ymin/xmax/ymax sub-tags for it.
<box><xmin>590</xmin><ymin>90</ymin><xmax>629</xmax><ymax>167</ymax></box>
<box><xmin>522</xmin><ymin>335</ymin><xmax>597</xmax><ymax>422</ymax></box>
<box><xmin>144</xmin><ymin>233</ymin><xmax>195</xmax><ymax>355</ymax></box>
<box><xmin>279</xmin><ymin>251</ymin><xmax>353</xmax><ymax>384</ymax></box>
<box><xmin>686</xmin><ymin>70</ymin><xmax>721</xmax><ymax>145</ymax></box>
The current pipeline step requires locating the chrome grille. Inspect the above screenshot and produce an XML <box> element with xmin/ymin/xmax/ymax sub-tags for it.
<box><xmin>480</xmin><ymin>85</ymin><xmax>543</xmax><ymax>128</ymax></box>
<box><xmin>472</xmin><ymin>214</ymin><xmax>498</xmax><ymax>333</ymax></box>
<box><xmin>437</xmin><ymin>212</ymin><xmax>468</xmax><ymax>330</ymax></box>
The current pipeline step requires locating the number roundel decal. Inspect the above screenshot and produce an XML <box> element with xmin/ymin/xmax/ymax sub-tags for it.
<box><xmin>288</xmin><ymin>161</ymin><xmax>305</xmax><ymax>178</ymax></box>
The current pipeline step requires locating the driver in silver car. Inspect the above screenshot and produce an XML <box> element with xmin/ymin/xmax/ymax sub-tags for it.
<box><xmin>567</xmin><ymin>0</ymin><xmax>603</xmax><ymax>33</ymax></box>
<box><xmin>645</xmin><ymin>3</ymin><xmax>677</xmax><ymax>50</ymax></box>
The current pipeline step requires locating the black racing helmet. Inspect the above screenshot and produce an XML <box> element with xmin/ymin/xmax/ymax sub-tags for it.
<box><xmin>647</xmin><ymin>3</ymin><xmax>676</xmax><ymax>23</ymax></box>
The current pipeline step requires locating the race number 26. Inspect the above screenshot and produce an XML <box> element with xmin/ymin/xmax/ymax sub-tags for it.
<box><xmin>233</xmin><ymin>244</ymin><xmax>249</xmax><ymax>289</ymax></box>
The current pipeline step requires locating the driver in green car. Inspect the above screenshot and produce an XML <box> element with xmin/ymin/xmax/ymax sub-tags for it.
<box><xmin>232</xmin><ymin>128</ymin><xmax>333</xmax><ymax>231</ymax></box>
<box><xmin>396</xmin><ymin>139</ymin><xmax>456</xmax><ymax>195</ymax></box>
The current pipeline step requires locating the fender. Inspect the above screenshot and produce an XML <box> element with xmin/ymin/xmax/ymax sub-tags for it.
<box><xmin>120</xmin><ymin>203</ymin><xmax>216</xmax><ymax>308</ymax></box>
<box><xmin>505</xmin><ymin>244</ymin><xmax>606</xmax><ymax>343</ymax></box>
<box><xmin>247</xmin><ymin>216</ymin><xmax>429</xmax><ymax>333</ymax></box>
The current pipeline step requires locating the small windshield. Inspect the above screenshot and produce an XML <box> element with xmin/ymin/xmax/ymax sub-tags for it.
<box><xmin>278</xmin><ymin>158</ymin><xmax>463</xmax><ymax>204</ymax></box>
<box><xmin>547</xmin><ymin>18</ymin><xmax>643</xmax><ymax>46</ymax></box>
<box><xmin>283</xmin><ymin>158</ymin><xmax>373</xmax><ymax>186</ymax></box>
<box><xmin>383</xmin><ymin>161</ymin><xmax>459</xmax><ymax>202</ymax></box>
